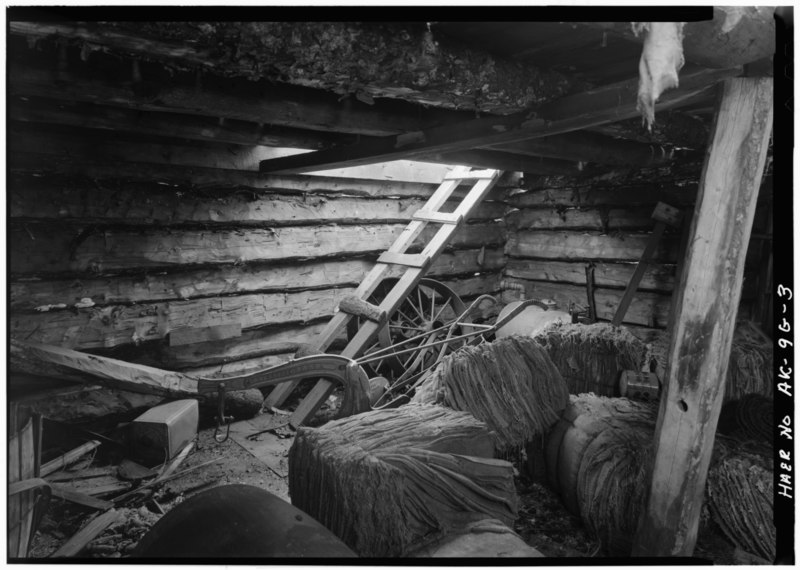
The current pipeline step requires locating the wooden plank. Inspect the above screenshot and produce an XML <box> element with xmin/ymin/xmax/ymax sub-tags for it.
<box><xmin>169</xmin><ymin>323</ymin><xmax>242</xmax><ymax>347</ymax></box>
<box><xmin>430</xmin><ymin>149</ymin><xmax>581</xmax><ymax>176</ymax></box>
<box><xmin>611</xmin><ymin>223</ymin><xmax>669</xmax><ymax>326</ymax></box>
<box><xmin>41</xmin><ymin>441</ymin><xmax>101</xmax><ymax>477</ymax></box>
<box><xmin>8</xmin><ymin>174</ymin><xmax>507</xmax><ymax>224</ymax></box>
<box><xmin>49</xmin><ymin>485</ymin><xmax>114</xmax><ymax>511</ymax></box>
<box><xmin>506</xmin><ymin>207</ymin><xmax>655</xmax><ymax>231</ymax></box>
<box><xmin>506</xmin><ymin>231</ymin><xmax>679</xmax><ymax>262</ymax></box>
<box><xmin>258</xmin><ymin>66</ymin><xmax>738</xmax><ymax>173</ymax></box>
<box><xmin>50</xmin><ymin>509</ymin><xmax>122</xmax><ymax>558</ymax></box>
<box><xmin>8</xmin><ymin>221</ymin><xmax>503</xmax><ymax>275</ymax></box>
<box><xmin>504</xmin><ymin>259</ymin><xmax>676</xmax><ymax>292</ymax></box>
<box><xmin>10</xmin><ymin>340</ymin><xmax>200</xmax><ymax>397</ymax></box>
<box><xmin>632</xmin><ymin>78</ymin><xmax>773</xmax><ymax>556</ymax></box>
<box><xmin>500</xmin><ymin>280</ymin><xmax>672</xmax><ymax>328</ymax></box>
<box><xmin>10</xmin><ymin>248</ymin><xmax>505</xmax><ymax>310</ymax></box>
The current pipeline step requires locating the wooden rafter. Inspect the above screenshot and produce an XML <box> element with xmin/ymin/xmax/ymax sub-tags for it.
<box><xmin>8</xmin><ymin>62</ymin><xmax>469</xmax><ymax>138</ymax></box>
<box><xmin>258</xmin><ymin>65</ymin><xmax>740</xmax><ymax>174</ymax></box>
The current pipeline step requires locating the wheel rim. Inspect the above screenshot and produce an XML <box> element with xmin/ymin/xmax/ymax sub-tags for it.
<box><xmin>347</xmin><ymin>278</ymin><xmax>471</xmax><ymax>383</ymax></box>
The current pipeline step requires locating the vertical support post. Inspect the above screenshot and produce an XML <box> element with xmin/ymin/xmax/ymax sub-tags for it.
<box><xmin>632</xmin><ymin>77</ymin><xmax>773</xmax><ymax>556</ymax></box>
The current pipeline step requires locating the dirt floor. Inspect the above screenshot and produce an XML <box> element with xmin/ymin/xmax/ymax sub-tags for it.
<box><xmin>27</xmin><ymin>409</ymin><xmax>743</xmax><ymax>561</ymax></box>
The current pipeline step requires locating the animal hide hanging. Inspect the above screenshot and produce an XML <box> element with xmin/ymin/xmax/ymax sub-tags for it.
<box><xmin>632</xmin><ymin>22</ymin><xmax>686</xmax><ymax>131</ymax></box>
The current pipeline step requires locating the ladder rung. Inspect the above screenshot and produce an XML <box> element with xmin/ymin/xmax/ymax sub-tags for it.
<box><xmin>377</xmin><ymin>252</ymin><xmax>430</xmax><ymax>268</ymax></box>
<box><xmin>442</xmin><ymin>169</ymin><xmax>499</xmax><ymax>181</ymax></box>
<box><xmin>412</xmin><ymin>210</ymin><xmax>463</xmax><ymax>225</ymax></box>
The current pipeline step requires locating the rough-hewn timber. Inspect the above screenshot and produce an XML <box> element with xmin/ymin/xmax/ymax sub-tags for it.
<box><xmin>633</xmin><ymin>78</ymin><xmax>773</xmax><ymax>556</ymax></box>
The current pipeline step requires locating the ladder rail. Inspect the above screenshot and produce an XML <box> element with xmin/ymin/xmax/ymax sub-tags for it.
<box><xmin>271</xmin><ymin>167</ymin><xmax>503</xmax><ymax>420</ymax></box>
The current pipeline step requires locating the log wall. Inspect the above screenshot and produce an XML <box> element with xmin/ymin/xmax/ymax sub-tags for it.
<box><xmin>502</xmin><ymin>163</ymin><xmax>772</xmax><ymax>332</ymax></box>
<box><xmin>8</xmin><ymin>125</ymin><xmax>508</xmax><ymax>379</ymax></box>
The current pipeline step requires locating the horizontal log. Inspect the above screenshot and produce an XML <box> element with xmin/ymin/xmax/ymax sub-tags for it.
<box><xmin>500</xmin><ymin>280</ymin><xmax>672</xmax><ymax>328</ymax></box>
<box><xmin>11</xmin><ymin>273</ymin><xmax>502</xmax><ymax>352</ymax></box>
<box><xmin>505</xmin><ymin>259</ymin><xmax>677</xmax><ymax>292</ymax></box>
<box><xmin>510</xmin><ymin>185</ymin><xmax>700</xmax><ymax>208</ymax></box>
<box><xmin>10</xmin><ymin>288</ymin><xmax>355</xmax><ymax>350</ymax></box>
<box><xmin>9</xmin><ymin>248</ymin><xmax>505</xmax><ymax>310</ymax></box>
<box><xmin>9</xmin><ymin>222</ymin><xmax>504</xmax><ymax>275</ymax></box>
<box><xmin>8</xmin><ymin>173</ymin><xmax>507</xmax><ymax>224</ymax></box>
<box><xmin>506</xmin><ymin>207</ymin><xmax>657</xmax><ymax>231</ymax></box>
<box><xmin>506</xmin><ymin>231</ymin><xmax>679</xmax><ymax>262</ymax></box>
<box><xmin>8</xmin><ymin>152</ymin><xmax>516</xmax><ymax>199</ymax></box>
<box><xmin>11</xmin><ymin>278</ymin><xmax>498</xmax><ymax>353</ymax></box>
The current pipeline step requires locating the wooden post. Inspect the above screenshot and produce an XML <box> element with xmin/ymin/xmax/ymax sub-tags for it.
<box><xmin>632</xmin><ymin>77</ymin><xmax>773</xmax><ymax>556</ymax></box>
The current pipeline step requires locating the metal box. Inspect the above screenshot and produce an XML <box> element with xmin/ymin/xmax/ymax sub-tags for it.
<box><xmin>131</xmin><ymin>399</ymin><xmax>198</xmax><ymax>466</ymax></box>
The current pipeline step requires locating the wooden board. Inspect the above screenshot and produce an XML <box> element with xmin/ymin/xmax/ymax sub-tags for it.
<box><xmin>10</xmin><ymin>340</ymin><xmax>200</xmax><ymax>397</ymax></box>
<box><xmin>9</xmin><ymin>222</ymin><xmax>504</xmax><ymax>274</ymax></box>
<box><xmin>227</xmin><ymin>413</ymin><xmax>294</xmax><ymax>480</ymax></box>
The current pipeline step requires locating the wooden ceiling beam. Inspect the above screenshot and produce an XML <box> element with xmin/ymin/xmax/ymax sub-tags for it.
<box><xmin>577</xmin><ymin>8</ymin><xmax>775</xmax><ymax>69</ymax></box>
<box><xmin>9</xmin><ymin>96</ymin><xmax>355</xmax><ymax>150</ymax></box>
<box><xmin>259</xmin><ymin>65</ymin><xmax>740</xmax><ymax>173</ymax></box>
<box><xmin>8</xmin><ymin>61</ymin><xmax>470</xmax><ymax>138</ymax></box>
<box><xmin>420</xmin><ymin>149</ymin><xmax>581</xmax><ymax>176</ymax></box>
<box><xmin>488</xmin><ymin>131</ymin><xmax>679</xmax><ymax>166</ymax></box>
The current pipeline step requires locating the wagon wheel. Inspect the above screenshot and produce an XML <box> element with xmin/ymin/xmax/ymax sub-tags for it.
<box><xmin>347</xmin><ymin>278</ymin><xmax>472</xmax><ymax>383</ymax></box>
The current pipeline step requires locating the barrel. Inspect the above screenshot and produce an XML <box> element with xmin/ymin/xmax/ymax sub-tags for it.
<box><xmin>133</xmin><ymin>485</ymin><xmax>356</xmax><ymax>558</ymax></box>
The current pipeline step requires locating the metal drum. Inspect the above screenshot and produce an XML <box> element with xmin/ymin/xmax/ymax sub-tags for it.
<box><xmin>133</xmin><ymin>484</ymin><xmax>356</xmax><ymax>558</ymax></box>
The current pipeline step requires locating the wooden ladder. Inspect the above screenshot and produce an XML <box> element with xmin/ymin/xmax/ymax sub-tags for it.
<box><xmin>267</xmin><ymin>166</ymin><xmax>503</xmax><ymax>427</ymax></box>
